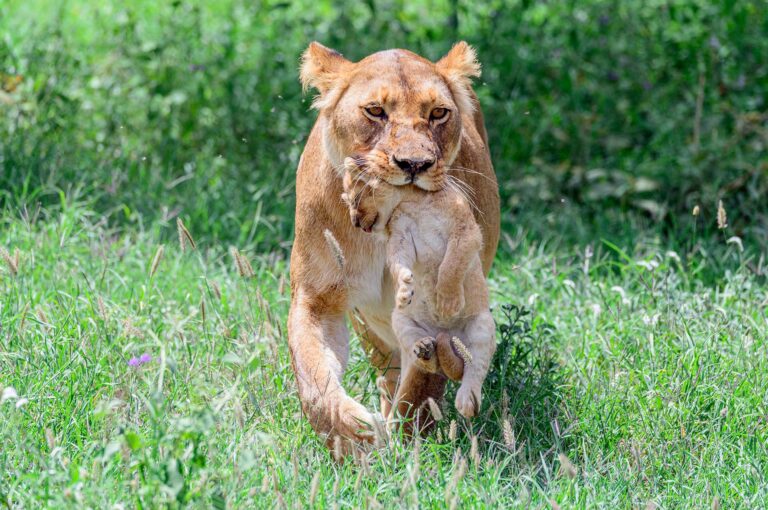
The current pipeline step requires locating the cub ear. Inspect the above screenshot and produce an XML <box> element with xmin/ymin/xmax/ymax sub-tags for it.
<box><xmin>300</xmin><ymin>42</ymin><xmax>352</xmax><ymax>106</ymax></box>
<box><xmin>436</xmin><ymin>42</ymin><xmax>481</xmax><ymax>114</ymax></box>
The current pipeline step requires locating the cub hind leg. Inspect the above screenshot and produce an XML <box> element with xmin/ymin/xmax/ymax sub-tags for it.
<box><xmin>391</xmin><ymin>309</ymin><xmax>440</xmax><ymax>374</ymax></box>
<box><xmin>454</xmin><ymin>310</ymin><xmax>496</xmax><ymax>418</ymax></box>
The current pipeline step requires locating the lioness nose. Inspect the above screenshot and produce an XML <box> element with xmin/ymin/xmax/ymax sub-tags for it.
<box><xmin>393</xmin><ymin>156</ymin><xmax>435</xmax><ymax>176</ymax></box>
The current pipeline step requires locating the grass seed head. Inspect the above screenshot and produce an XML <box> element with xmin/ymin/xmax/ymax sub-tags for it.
<box><xmin>149</xmin><ymin>244</ymin><xmax>164</xmax><ymax>277</ymax></box>
<box><xmin>558</xmin><ymin>453</ymin><xmax>577</xmax><ymax>479</ymax></box>
<box><xmin>96</xmin><ymin>296</ymin><xmax>107</xmax><ymax>320</ymax></box>
<box><xmin>229</xmin><ymin>246</ymin><xmax>255</xmax><ymax>278</ymax></box>
<box><xmin>45</xmin><ymin>428</ymin><xmax>56</xmax><ymax>450</ymax></box>
<box><xmin>239</xmin><ymin>252</ymin><xmax>255</xmax><ymax>278</ymax></box>
<box><xmin>233</xmin><ymin>399</ymin><xmax>244</xmax><ymax>428</ymax></box>
<box><xmin>502</xmin><ymin>418</ymin><xmax>516</xmax><ymax>450</ymax></box>
<box><xmin>427</xmin><ymin>397</ymin><xmax>443</xmax><ymax>421</ymax></box>
<box><xmin>260</xmin><ymin>474</ymin><xmax>269</xmax><ymax>493</ymax></box>
<box><xmin>470</xmin><ymin>435</ymin><xmax>480</xmax><ymax>466</ymax></box>
<box><xmin>323</xmin><ymin>229</ymin><xmax>345</xmax><ymax>271</ymax></box>
<box><xmin>448</xmin><ymin>419</ymin><xmax>457</xmax><ymax>441</ymax></box>
<box><xmin>19</xmin><ymin>302</ymin><xmax>29</xmax><ymax>331</ymax></box>
<box><xmin>229</xmin><ymin>246</ymin><xmax>244</xmax><ymax>276</ymax></box>
<box><xmin>36</xmin><ymin>308</ymin><xmax>49</xmax><ymax>330</ymax></box>
<box><xmin>309</xmin><ymin>472</ymin><xmax>320</xmax><ymax>505</ymax></box>
<box><xmin>333</xmin><ymin>435</ymin><xmax>343</xmax><ymax>463</ymax></box>
<box><xmin>717</xmin><ymin>200</ymin><xmax>727</xmax><ymax>229</ymax></box>
<box><xmin>0</xmin><ymin>247</ymin><xmax>19</xmax><ymax>276</ymax></box>
<box><xmin>692</xmin><ymin>205</ymin><xmax>700</xmax><ymax>216</ymax></box>
<box><xmin>210</xmin><ymin>280</ymin><xmax>221</xmax><ymax>300</ymax></box>
<box><xmin>176</xmin><ymin>218</ymin><xmax>196</xmax><ymax>251</ymax></box>
<box><xmin>450</xmin><ymin>336</ymin><xmax>473</xmax><ymax>364</ymax></box>
<box><xmin>453</xmin><ymin>454</ymin><xmax>467</xmax><ymax>484</ymax></box>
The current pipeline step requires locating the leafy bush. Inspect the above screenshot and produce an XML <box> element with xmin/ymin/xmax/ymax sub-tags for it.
<box><xmin>1</xmin><ymin>0</ymin><xmax>766</xmax><ymax>250</ymax></box>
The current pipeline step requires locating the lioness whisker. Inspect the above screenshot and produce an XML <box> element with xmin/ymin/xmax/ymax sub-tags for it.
<box><xmin>448</xmin><ymin>166</ymin><xmax>498</xmax><ymax>185</ymax></box>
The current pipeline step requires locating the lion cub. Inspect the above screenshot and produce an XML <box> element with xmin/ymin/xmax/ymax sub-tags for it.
<box><xmin>341</xmin><ymin>161</ymin><xmax>496</xmax><ymax>418</ymax></box>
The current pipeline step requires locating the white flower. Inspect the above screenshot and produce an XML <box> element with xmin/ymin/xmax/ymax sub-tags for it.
<box><xmin>636</xmin><ymin>260</ymin><xmax>659</xmax><ymax>271</ymax></box>
<box><xmin>527</xmin><ymin>293</ymin><xmax>539</xmax><ymax>306</ymax></box>
<box><xmin>1</xmin><ymin>387</ymin><xmax>18</xmax><ymax>403</ymax></box>
<box><xmin>642</xmin><ymin>314</ymin><xmax>660</xmax><ymax>326</ymax></box>
<box><xmin>610</xmin><ymin>285</ymin><xmax>630</xmax><ymax>305</ymax></box>
<box><xmin>15</xmin><ymin>398</ymin><xmax>28</xmax><ymax>409</ymax></box>
<box><xmin>0</xmin><ymin>386</ymin><xmax>19</xmax><ymax>404</ymax></box>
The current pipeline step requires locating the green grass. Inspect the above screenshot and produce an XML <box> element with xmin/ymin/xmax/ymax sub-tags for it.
<box><xmin>2</xmin><ymin>202</ymin><xmax>766</xmax><ymax>508</ymax></box>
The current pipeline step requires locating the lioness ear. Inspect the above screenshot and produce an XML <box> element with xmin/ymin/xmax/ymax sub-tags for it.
<box><xmin>300</xmin><ymin>42</ymin><xmax>352</xmax><ymax>108</ymax></box>
<box><xmin>436</xmin><ymin>42</ymin><xmax>481</xmax><ymax>114</ymax></box>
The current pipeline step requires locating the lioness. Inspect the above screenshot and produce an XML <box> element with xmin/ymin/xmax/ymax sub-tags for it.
<box><xmin>341</xmin><ymin>158</ymin><xmax>496</xmax><ymax>419</ymax></box>
<box><xmin>289</xmin><ymin>41</ymin><xmax>499</xmax><ymax>454</ymax></box>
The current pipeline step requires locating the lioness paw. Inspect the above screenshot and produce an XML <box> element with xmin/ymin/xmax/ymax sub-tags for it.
<box><xmin>336</xmin><ymin>398</ymin><xmax>378</xmax><ymax>443</ymax></box>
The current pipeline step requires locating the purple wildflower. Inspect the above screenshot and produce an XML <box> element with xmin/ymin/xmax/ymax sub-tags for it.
<box><xmin>128</xmin><ymin>353</ymin><xmax>152</xmax><ymax>367</ymax></box>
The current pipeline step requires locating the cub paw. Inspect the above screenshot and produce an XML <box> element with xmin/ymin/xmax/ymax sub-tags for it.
<box><xmin>413</xmin><ymin>336</ymin><xmax>439</xmax><ymax>373</ymax></box>
<box><xmin>455</xmin><ymin>384</ymin><xmax>480</xmax><ymax>418</ymax></box>
<box><xmin>396</xmin><ymin>270</ymin><xmax>415</xmax><ymax>308</ymax></box>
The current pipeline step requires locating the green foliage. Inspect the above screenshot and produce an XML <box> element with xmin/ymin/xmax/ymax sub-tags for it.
<box><xmin>1</xmin><ymin>0</ymin><xmax>766</xmax><ymax>251</ymax></box>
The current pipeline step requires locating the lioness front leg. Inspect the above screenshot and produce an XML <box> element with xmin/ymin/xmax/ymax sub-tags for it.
<box><xmin>288</xmin><ymin>291</ymin><xmax>380</xmax><ymax>454</ymax></box>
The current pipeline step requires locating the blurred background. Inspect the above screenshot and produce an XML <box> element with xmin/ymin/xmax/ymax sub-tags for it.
<box><xmin>2</xmin><ymin>0</ymin><xmax>767</xmax><ymax>254</ymax></box>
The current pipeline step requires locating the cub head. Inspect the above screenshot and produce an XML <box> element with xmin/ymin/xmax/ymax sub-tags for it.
<box><xmin>301</xmin><ymin>42</ymin><xmax>481</xmax><ymax>192</ymax></box>
<box><xmin>340</xmin><ymin>158</ymin><xmax>403</xmax><ymax>233</ymax></box>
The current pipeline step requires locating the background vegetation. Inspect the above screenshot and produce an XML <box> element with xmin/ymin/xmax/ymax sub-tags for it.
<box><xmin>1</xmin><ymin>0</ymin><xmax>767</xmax><ymax>508</ymax></box>
<box><xmin>2</xmin><ymin>0</ymin><xmax>766</xmax><ymax>251</ymax></box>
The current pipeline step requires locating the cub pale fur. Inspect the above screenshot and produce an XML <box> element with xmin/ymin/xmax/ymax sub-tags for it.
<box><xmin>342</xmin><ymin>159</ymin><xmax>496</xmax><ymax>418</ymax></box>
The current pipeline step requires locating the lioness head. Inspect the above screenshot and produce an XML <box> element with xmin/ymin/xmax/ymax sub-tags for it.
<box><xmin>301</xmin><ymin>42</ymin><xmax>481</xmax><ymax>192</ymax></box>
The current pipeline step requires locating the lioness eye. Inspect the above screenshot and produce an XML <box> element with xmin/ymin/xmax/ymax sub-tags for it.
<box><xmin>365</xmin><ymin>106</ymin><xmax>385</xmax><ymax>118</ymax></box>
<box><xmin>430</xmin><ymin>107</ymin><xmax>448</xmax><ymax>121</ymax></box>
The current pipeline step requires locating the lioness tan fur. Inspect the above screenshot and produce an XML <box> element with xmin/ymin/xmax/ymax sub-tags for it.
<box><xmin>288</xmin><ymin>41</ymin><xmax>500</xmax><ymax>454</ymax></box>
<box><xmin>341</xmin><ymin>160</ymin><xmax>496</xmax><ymax>418</ymax></box>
